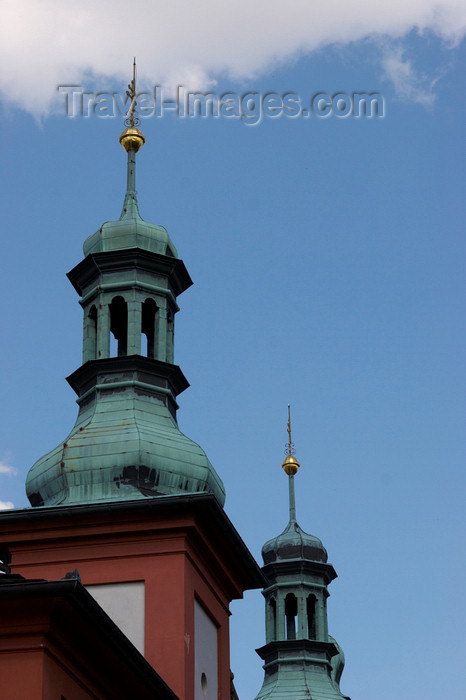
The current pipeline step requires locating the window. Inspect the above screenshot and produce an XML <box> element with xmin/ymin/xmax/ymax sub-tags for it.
<box><xmin>141</xmin><ymin>298</ymin><xmax>158</xmax><ymax>358</ymax></box>
<box><xmin>307</xmin><ymin>595</ymin><xmax>316</xmax><ymax>639</ymax></box>
<box><xmin>269</xmin><ymin>597</ymin><xmax>277</xmax><ymax>640</ymax></box>
<box><xmin>285</xmin><ymin>593</ymin><xmax>297</xmax><ymax>640</ymax></box>
<box><xmin>88</xmin><ymin>305</ymin><xmax>97</xmax><ymax>359</ymax></box>
<box><xmin>109</xmin><ymin>296</ymin><xmax>127</xmax><ymax>357</ymax></box>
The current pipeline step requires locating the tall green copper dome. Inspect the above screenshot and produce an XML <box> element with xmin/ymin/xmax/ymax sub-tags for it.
<box><xmin>26</xmin><ymin>108</ymin><xmax>225</xmax><ymax>508</ymax></box>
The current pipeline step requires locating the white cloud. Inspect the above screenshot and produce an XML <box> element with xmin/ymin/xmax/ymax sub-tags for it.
<box><xmin>381</xmin><ymin>46</ymin><xmax>438</xmax><ymax>105</ymax></box>
<box><xmin>0</xmin><ymin>460</ymin><xmax>16</xmax><ymax>511</ymax></box>
<box><xmin>0</xmin><ymin>0</ymin><xmax>465</xmax><ymax>116</ymax></box>
<box><xmin>0</xmin><ymin>462</ymin><xmax>17</xmax><ymax>477</ymax></box>
<box><xmin>0</xmin><ymin>501</ymin><xmax>14</xmax><ymax>510</ymax></box>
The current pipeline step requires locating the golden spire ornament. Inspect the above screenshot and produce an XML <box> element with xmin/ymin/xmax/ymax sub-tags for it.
<box><xmin>119</xmin><ymin>58</ymin><xmax>145</xmax><ymax>153</ymax></box>
<box><xmin>282</xmin><ymin>404</ymin><xmax>300</xmax><ymax>476</ymax></box>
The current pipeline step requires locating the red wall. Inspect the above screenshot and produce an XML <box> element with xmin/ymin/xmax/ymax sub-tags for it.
<box><xmin>3</xmin><ymin>503</ymin><xmax>253</xmax><ymax>700</ymax></box>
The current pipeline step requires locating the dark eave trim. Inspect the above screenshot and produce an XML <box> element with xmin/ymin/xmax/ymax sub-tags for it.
<box><xmin>0</xmin><ymin>495</ymin><xmax>266</xmax><ymax>591</ymax></box>
<box><xmin>66</xmin><ymin>356</ymin><xmax>190</xmax><ymax>398</ymax></box>
<box><xmin>255</xmin><ymin>638</ymin><xmax>339</xmax><ymax>661</ymax></box>
<box><xmin>67</xmin><ymin>249</ymin><xmax>193</xmax><ymax>298</ymax></box>
<box><xmin>262</xmin><ymin>558</ymin><xmax>338</xmax><ymax>585</ymax></box>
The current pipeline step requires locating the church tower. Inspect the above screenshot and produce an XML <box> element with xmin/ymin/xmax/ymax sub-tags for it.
<box><xmin>0</xmin><ymin>65</ymin><xmax>263</xmax><ymax>700</ymax></box>
<box><xmin>254</xmin><ymin>408</ymin><xmax>350</xmax><ymax>700</ymax></box>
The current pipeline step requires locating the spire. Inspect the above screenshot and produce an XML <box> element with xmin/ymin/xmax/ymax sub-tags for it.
<box><xmin>282</xmin><ymin>405</ymin><xmax>300</xmax><ymax>523</ymax></box>
<box><xmin>119</xmin><ymin>59</ymin><xmax>145</xmax><ymax>218</ymax></box>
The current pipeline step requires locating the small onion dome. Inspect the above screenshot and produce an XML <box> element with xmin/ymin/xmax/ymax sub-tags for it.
<box><xmin>262</xmin><ymin>520</ymin><xmax>328</xmax><ymax>565</ymax></box>
<box><xmin>282</xmin><ymin>453</ymin><xmax>300</xmax><ymax>475</ymax></box>
<box><xmin>119</xmin><ymin>126</ymin><xmax>145</xmax><ymax>152</ymax></box>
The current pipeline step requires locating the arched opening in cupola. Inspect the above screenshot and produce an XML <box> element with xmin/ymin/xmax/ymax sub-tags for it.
<box><xmin>285</xmin><ymin>593</ymin><xmax>297</xmax><ymax>640</ymax></box>
<box><xmin>307</xmin><ymin>594</ymin><xmax>317</xmax><ymax>639</ymax></box>
<box><xmin>110</xmin><ymin>296</ymin><xmax>128</xmax><ymax>357</ymax></box>
<box><xmin>269</xmin><ymin>597</ymin><xmax>277</xmax><ymax>641</ymax></box>
<box><xmin>88</xmin><ymin>305</ymin><xmax>97</xmax><ymax>359</ymax></box>
<box><xmin>141</xmin><ymin>298</ymin><xmax>158</xmax><ymax>359</ymax></box>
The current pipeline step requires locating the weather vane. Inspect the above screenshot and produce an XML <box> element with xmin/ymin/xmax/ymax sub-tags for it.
<box><xmin>125</xmin><ymin>58</ymin><xmax>141</xmax><ymax>128</ymax></box>
<box><xmin>285</xmin><ymin>404</ymin><xmax>296</xmax><ymax>457</ymax></box>
<box><xmin>119</xmin><ymin>59</ymin><xmax>145</xmax><ymax>153</ymax></box>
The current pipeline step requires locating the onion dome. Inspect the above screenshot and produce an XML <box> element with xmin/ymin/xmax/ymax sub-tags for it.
<box><xmin>82</xmin><ymin>195</ymin><xmax>178</xmax><ymax>258</ymax></box>
<box><xmin>262</xmin><ymin>519</ymin><xmax>328</xmax><ymax>564</ymax></box>
<box><xmin>26</xmin><ymin>372</ymin><xmax>226</xmax><ymax>507</ymax></box>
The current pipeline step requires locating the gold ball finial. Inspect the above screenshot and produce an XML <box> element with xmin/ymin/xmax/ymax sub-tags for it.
<box><xmin>282</xmin><ymin>453</ymin><xmax>300</xmax><ymax>475</ymax></box>
<box><xmin>119</xmin><ymin>126</ymin><xmax>145</xmax><ymax>152</ymax></box>
<box><xmin>282</xmin><ymin>404</ymin><xmax>300</xmax><ymax>475</ymax></box>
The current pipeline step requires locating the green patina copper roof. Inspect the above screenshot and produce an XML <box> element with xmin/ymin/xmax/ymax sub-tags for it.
<box><xmin>83</xmin><ymin>151</ymin><xmax>178</xmax><ymax>258</ymax></box>
<box><xmin>253</xmin><ymin>639</ymin><xmax>348</xmax><ymax>700</ymax></box>
<box><xmin>26</xmin><ymin>360</ymin><xmax>225</xmax><ymax>507</ymax></box>
<box><xmin>261</xmin><ymin>518</ymin><xmax>328</xmax><ymax>565</ymax></box>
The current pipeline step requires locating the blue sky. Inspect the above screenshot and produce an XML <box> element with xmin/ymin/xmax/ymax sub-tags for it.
<box><xmin>1</xmin><ymin>4</ymin><xmax>465</xmax><ymax>699</ymax></box>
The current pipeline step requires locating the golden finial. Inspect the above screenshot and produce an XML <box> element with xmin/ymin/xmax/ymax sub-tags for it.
<box><xmin>119</xmin><ymin>58</ymin><xmax>145</xmax><ymax>153</ymax></box>
<box><xmin>282</xmin><ymin>404</ymin><xmax>300</xmax><ymax>475</ymax></box>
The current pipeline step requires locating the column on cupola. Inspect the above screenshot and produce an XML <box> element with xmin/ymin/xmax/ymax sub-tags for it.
<box><xmin>166</xmin><ymin>308</ymin><xmax>174</xmax><ymax>364</ymax></box>
<box><xmin>82</xmin><ymin>302</ymin><xmax>98</xmax><ymax>363</ymax></box>
<box><xmin>297</xmin><ymin>588</ymin><xmax>307</xmax><ymax>640</ymax></box>
<box><xmin>322</xmin><ymin>592</ymin><xmax>329</xmax><ymax>638</ymax></box>
<box><xmin>127</xmin><ymin>295</ymin><xmax>142</xmax><ymax>355</ymax></box>
<box><xmin>265</xmin><ymin>592</ymin><xmax>277</xmax><ymax>643</ymax></box>
<box><xmin>96</xmin><ymin>298</ymin><xmax>111</xmax><ymax>359</ymax></box>
<box><xmin>141</xmin><ymin>296</ymin><xmax>158</xmax><ymax>359</ymax></box>
<box><xmin>156</xmin><ymin>298</ymin><xmax>168</xmax><ymax>362</ymax></box>
<box><xmin>282</xmin><ymin>591</ymin><xmax>291</xmax><ymax>640</ymax></box>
